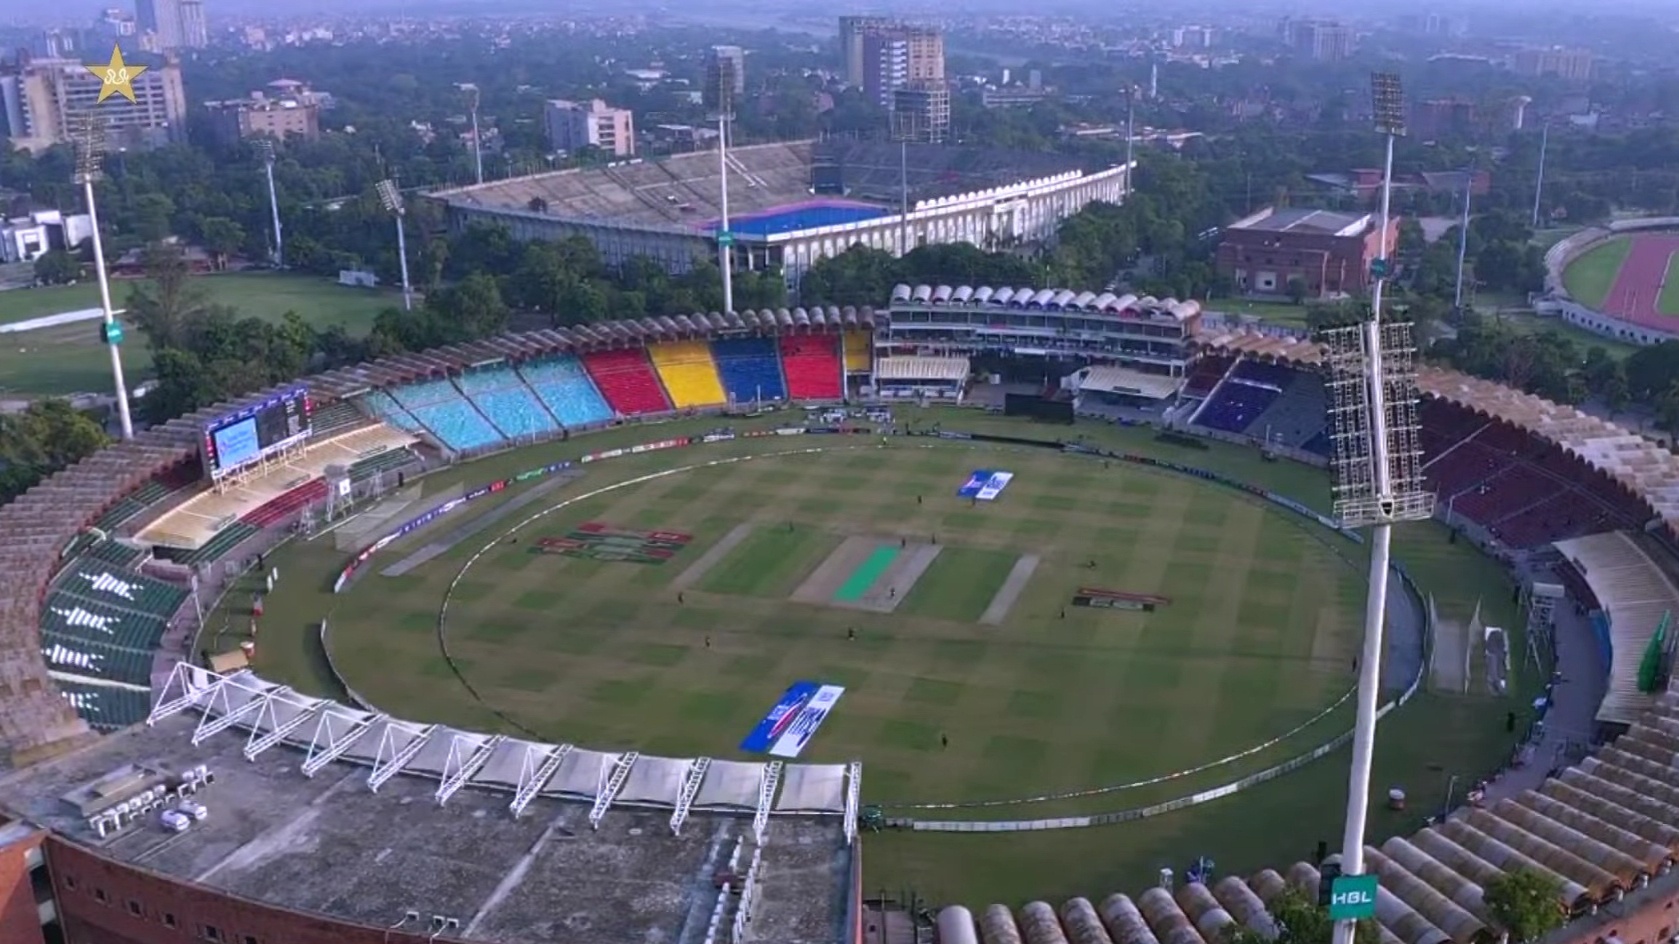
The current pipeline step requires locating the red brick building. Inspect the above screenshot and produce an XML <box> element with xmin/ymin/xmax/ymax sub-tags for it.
<box><xmin>1215</xmin><ymin>206</ymin><xmax>1399</xmax><ymax>299</ymax></box>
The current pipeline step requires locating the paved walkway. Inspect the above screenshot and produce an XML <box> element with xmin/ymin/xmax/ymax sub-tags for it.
<box><xmin>1479</xmin><ymin>558</ymin><xmax>1606</xmax><ymax>804</ymax></box>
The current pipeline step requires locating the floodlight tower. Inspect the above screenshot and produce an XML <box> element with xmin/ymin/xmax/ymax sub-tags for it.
<box><xmin>376</xmin><ymin>179</ymin><xmax>414</xmax><ymax>311</ymax></box>
<box><xmin>73</xmin><ymin>117</ymin><xmax>134</xmax><ymax>440</ymax></box>
<box><xmin>459</xmin><ymin>83</ymin><xmax>484</xmax><ymax>185</ymax></box>
<box><xmin>1320</xmin><ymin>73</ymin><xmax>1434</xmax><ymax>944</ymax></box>
<box><xmin>1531</xmin><ymin>122</ymin><xmax>1549</xmax><ymax>231</ymax></box>
<box><xmin>1452</xmin><ymin>162</ymin><xmax>1474</xmax><ymax>316</ymax></box>
<box><xmin>714</xmin><ymin>112</ymin><xmax>736</xmax><ymax>314</ymax></box>
<box><xmin>255</xmin><ymin>138</ymin><xmax>284</xmax><ymax>268</ymax></box>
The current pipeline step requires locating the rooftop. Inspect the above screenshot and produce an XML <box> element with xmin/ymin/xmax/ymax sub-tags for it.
<box><xmin>0</xmin><ymin>712</ymin><xmax>850</xmax><ymax>944</ymax></box>
<box><xmin>1227</xmin><ymin>207</ymin><xmax>1372</xmax><ymax>237</ymax></box>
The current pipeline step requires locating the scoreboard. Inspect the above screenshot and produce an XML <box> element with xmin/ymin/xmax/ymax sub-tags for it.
<box><xmin>202</xmin><ymin>386</ymin><xmax>313</xmax><ymax>478</ymax></box>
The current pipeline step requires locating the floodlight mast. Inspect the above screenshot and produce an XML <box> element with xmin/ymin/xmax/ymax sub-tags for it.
<box><xmin>75</xmin><ymin>118</ymin><xmax>134</xmax><ymax>440</ymax></box>
<box><xmin>377</xmin><ymin>180</ymin><xmax>414</xmax><ymax>311</ymax></box>
<box><xmin>715</xmin><ymin>112</ymin><xmax>735</xmax><ymax>314</ymax></box>
<box><xmin>1324</xmin><ymin>73</ymin><xmax>1434</xmax><ymax>944</ymax></box>
<box><xmin>256</xmin><ymin>139</ymin><xmax>284</xmax><ymax>268</ymax></box>
<box><xmin>460</xmin><ymin>83</ymin><xmax>484</xmax><ymax>185</ymax></box>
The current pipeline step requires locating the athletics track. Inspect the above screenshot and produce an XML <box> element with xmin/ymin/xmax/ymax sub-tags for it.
<box><xmin>1601</xmin><ymin>233</ymin><xmax>1679</xmax><ymax>329</ymax></box>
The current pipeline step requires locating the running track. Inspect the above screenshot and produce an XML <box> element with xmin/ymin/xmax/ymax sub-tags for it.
<box><xmin>1601</xmin><ymin>233</ymin><xmax>1679</xmax><ymax>330</ymax></box>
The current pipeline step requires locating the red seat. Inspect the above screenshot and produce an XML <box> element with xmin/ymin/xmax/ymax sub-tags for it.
<box><xmin>241</xmin><ymin>479</ymin><xmax>329</xmax><ymax>529</ymax></box>
<box><xmin>778</xmin><ymin>335</ymin><xmax>843</xmax><ymax>400</ymax></box>
<box><xmin>582</xmin><ymin>349</ymin><xmax>672</xmax><ymax>416</ymax></box>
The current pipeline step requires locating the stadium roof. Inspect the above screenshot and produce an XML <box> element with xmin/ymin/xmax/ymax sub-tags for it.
<box><xmin>0</xmin><ymin>675</ymin><xmax>854</xmax><ymax>944</ymax></box>
<box><xmin>428</xmin><ymin>141</ymin><xmax>1096</xmax><ymax>235</ymax></box>
<box><xmin>1553</xmin><ymin>531</ymin><xmax>1677</xmax><ymax>725</ymax></box>
<box><xmin>890</xmin><ymin>284</ymin><xmax>1202</xmax><ymax>320</ymax></box>
<box><xmin>1226</xmin><ymin>207</ymin><xmax>1374</xmax><ymax>238</ymax></box>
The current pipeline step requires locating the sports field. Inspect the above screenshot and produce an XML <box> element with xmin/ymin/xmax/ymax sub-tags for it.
<box><xmin>0</xmin><ymin>272</ymin><xmax>395</xmax><ymax>396</ymax></box>
<box><xmin>231</xmin><ymin>411</ymin><xmax>1532</xmax><ymax>905</ymax></box>
<box><xmin>1563</xmin><ymin>232</ymin><xmax>1679</xmax><ymax>327</ymax></box>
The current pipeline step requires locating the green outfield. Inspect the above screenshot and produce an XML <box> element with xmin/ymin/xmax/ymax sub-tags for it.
<box><xmin>226</xmin><ymin>411</ymin><xmax>1532</xmax><ymax>906</ymax></box>
<box><xmin>1562</xmin><ymin>236</ymin><xmax>1631</xmax><ymax>309</ymax></box>
<box><xmin>0</xmin><ymin>272</ymin><xmax>396</xmax><ymax>396</ymax></box>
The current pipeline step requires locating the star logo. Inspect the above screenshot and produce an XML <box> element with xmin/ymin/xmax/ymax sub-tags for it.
<box><xmin>86</xmin><ymin>45</ymin><xmax>147</xmax><ymax>105</ymax></box>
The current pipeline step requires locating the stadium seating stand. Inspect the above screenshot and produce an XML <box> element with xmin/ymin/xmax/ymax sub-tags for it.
<box><xmin>518</xmin><ymin>356</ymin><xmax>615</xmax><ymax>427</ymax></box>
<box><xmin>1182</xmin><ymin>355</ymin><xmax>1234</xmax><ymax>398</ymax></box>
<box><xmin>242</xmin><ymin>479</ymin><xmax>330</xmax><ymax>529</ymax></box>
<box><xmin>649</xmin><ymin>341</ymin><xmax>728</xmax><ymax>408</ymax></box>
<box><xmin>710</xmin><ymin>338</ymin><xmax>787</xmax><ymax>403</ymax></box>
<box><xmin>362</xmin><ymin>391</ymin><xmax>426</xmax><ymax>434</ymax></box>
<box><xmin>390</xmin><ymin>380</ymin><xmax>505</xmax><ymax>452</ymax></box>
<box><xmin>843</xmin><ymin>332</ymin><xmax>872</xmax><ymax>373</ymax></box>
<box><xmin>779</xmin><ymin>336</ymin><xmax>844</xmax><ymax>400</ymax></box>
<box><xmin>455</xmin><ymin>367</ymin><xmax>559</xmax><ymax>439</ymax></box>
<box><xmin>583</xmin><ymin>349</ymin><xmax>673</xmax><ymax>416</ymax></box>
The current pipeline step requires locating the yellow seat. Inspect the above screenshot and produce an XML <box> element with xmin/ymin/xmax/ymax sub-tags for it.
<box><xmin>843</xmin><ymin>332</ymin><xmax>872</xmax><ymax>373</ymax></box>
<box><xmin>649</xmin><ymin>341</ymin><xmax>727</xmax><ymax>407</ymax></box>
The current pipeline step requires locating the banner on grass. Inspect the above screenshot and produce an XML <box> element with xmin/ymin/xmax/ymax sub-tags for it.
<box><xmin>740</xmin><ymin>681</ymin><xmax>845</xmax><ymax>758</ymax></box>
<box><xmin>957</xmin><ymin>470</ymin><xmax>1014</xmax><ymax>501</ymax></box>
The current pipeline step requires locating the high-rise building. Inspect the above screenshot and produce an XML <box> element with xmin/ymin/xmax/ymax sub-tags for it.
<box><xmin>1279</xmin><ymin>18</ymin><xmax>1351</xmax><ymax>62</ymax></box>
<box><xmin>838</xmin><ymin>15</ymin><xmax>893</xmax><ymax>87</ymax></box>
<box><xmin>703</xmin><ymin>45</ymin><xmax>745</xmax><ymax>115</ymax></box>
<box><xmin>1513</xmin><ymin>47</ymin><xmax>1592</xmax><ymax>81</ymax></box>
<box><xmin>1411</xmin><ymin>99</ymin><xmax>1477</xmax><ymax>138</ymax></box>
<box><xmin>860</xmin><ymin>26</ymin><xmax>944</xmax><ymax>108</ymax></box>
<box><xmin>891</xmin><ymin>81</ymin><xmax>949</xmax><ymax>143</ymax></box>
<box><xmin>0</xmin><ymin>54</ymin><xmax>187</xmax><ymax>152</ymax></box>
<box><xmin>134</xmin><ymin>0</ymin><xmax>204</xmax><ymax>50</ymax></box>
<box><xmin>544</xmin><ymin>99</ymin><xmax>635</xmax><ymax>157</ymax></box>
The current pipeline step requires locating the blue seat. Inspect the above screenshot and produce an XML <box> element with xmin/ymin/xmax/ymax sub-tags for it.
<box><xmin>456</xmin><ymin>368</ymin><xmax>558</xmax><ymax>438</ymax></box>
<box><xmin>408</xmin><ymin>400</ymin><xmax>505</xmax><ymax>451</ymax></box>
<box><xmin>362</xmin><ymin>392</ymin><xmax>424</xmax><ymax>432</ymax></box>
<box><xmin>518</xmin><ymin>356</ymin><xmax>614</xmax><ymax>427</ymax></box>
<box><xmin>710</xmin><ymin>338</ymin><xmax>787</xmax><ymax>403</ymax></box>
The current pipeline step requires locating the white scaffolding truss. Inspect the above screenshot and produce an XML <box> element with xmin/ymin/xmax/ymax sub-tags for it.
<box><xmin>148</xmin><ymin>662</ymin><xmax>219</xmax><ymax>722</ymax></box>
<box><xmin>754</xmin><ymin>761</ymin><xmax>782</xmax><ymax>844</ymax></box>
<box><xmin>670</xmin><ymin>757</ymin><xmax>712</xmax><ymax>835</ymax></box>
<box><xmin>244</xmin><ymin>693</ymin><xmax>321</xmax><ymax>760</ymax></box>
<box><xmin>510</xmin><ymin>743</ymin><xmax>572</xmax><ymax>818</ymax></box>
<box><xmin>193</xmin><ymin>679</ymin><xmax>282</xmax><ymax>746</ymax></box>
<box><xmin>303</xmin><ymin>706</ymin><xmax>382</xmax><ymax>776</ymax></box>
<box><xmin>437</xmin><ymin>733</ymin><xmax>504</xmax><ymax>805</ymax></box>
<box><xmin>589</xmin><ymin>751</ymin><xmax>638</xmax><ymax>829</ymax></box>
<box><xmin>843</xmin><ymin>761</ymin><xmax>863</xmax><ymax>845</ymax></box>
<box><xmin>368</xmin><ymin>722</ymin><xmax>436</xmax><ymax>792</ymax></box>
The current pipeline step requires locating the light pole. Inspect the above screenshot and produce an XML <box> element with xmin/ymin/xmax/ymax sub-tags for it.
<box><xmin>255</xmin><ymin>138</ymin><xmax>284</xmax><ymax>268</ymax></box>
<box><xmin>1319</xmin><ymin>72</ymin><xmax>1434</xmax><ymax>944</ymax></box>
<box><xmin>73</xmin><ymin>117</ymin><xmax>134</xmax><ymax>439</ymax></box>
<box><xmin>1531</xmin><ymin>122</ymin><xmax>1549</xmax><ymax>231</ymax></box>
<box><xmin>459</xmin><ymin>83</ymin><xmax>484</xmax><ymax>185</ymax></box>
<box><xmin>714</xmin><ymin>113</ymin><xmax>735</xmax><ymax>314</ymax></box>
<box><xmin>1452</xmin><ymin>163</ymin><xmax>1474</xmax><ymax>317</ymax></box>
<box><xmin>376</xmin><ymin>179</ymin><xmax>414</xmax><ymax>312</ymax></box>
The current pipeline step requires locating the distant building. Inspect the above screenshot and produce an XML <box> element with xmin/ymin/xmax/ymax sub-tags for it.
<box><xmin>1514</xmin><ymin>47</ymin><xmax>1592</xmax><ymax>81</ymax></box>
<box><xmin>861</xmin><ymin>26</ymin><xmax>944</xmax><ymax>108</ymax></box>
<box><xmin>1411</xmin><ymin>99</ymin><xmax>1477</xmax><ymax>139</ymax></box>
<box><xmin>0</xmin><ymin>54</ymin><xmax>187</xmax><ymax>152</ymax></box>
<box><xmin>544</xmin><ymin>98</ymin><xmax>635</xmax><ymax>157</ymax></box>
<box><xmin>981</xmin><ymin>86</ymin><xmax>1054</xmax><ymax>109</ymax></box>
<box><xmin>891</xmin><ymin>81</ymin><xmax>949</xmax><ymax>144</ymax></box>
<box><xmin>1279</xmin><ymin>18</ymin><xmax>1351</xmax><ymax>62</ymax></box>
<box><xmin>0</xmin><ymin>209</ymin><xmax>94</xmax><ymax>263</ymax></box>
<box><xmin>203</xmin><ymin>79</ymin><xmax>325</xmax><ymax>146</ymax></box>
<box><xmin>703</xmin><ymin>45</ymin><xmax>744</xmax><ymax>115</ymax></box>
<box><xmin>1215</xmin><ymin>207</ymin><xmax>1398</xmax><ymax>299</ymax></box>
<box><xmin>135</xmin><ymin>0</ymin><xmax>204</xmax><ymax>50</ymax></box>
<box><xmin>838</xmin><ymin>15</ymin><xmax>894</xmax><ymax>87</ymax></box>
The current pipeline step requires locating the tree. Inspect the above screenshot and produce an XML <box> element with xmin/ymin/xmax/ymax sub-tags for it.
<box><xmin>127</xmin><ymin>244</ymin><xmax>211</xmax><ymax>350</ymax></box>
<box><xmin>1223</xmin><ymin>888</ymin><xmax>1381</xmax><ymax>944</ymax></box>
<box><xmin>1483</xmin><ymin>869</ymin><xmax>1564</xmax><ymax>944</ymax></box>
<box><xmin>0</xmin><ymin>399</ymin><xmax>110</xmax><ymax>504</ymax></box>
<box><xmin>32</xmin><ymin>249</ymin><xmax>81</xmax><ymax>285</ymax></box>
<box><xmin>199</xmin><ymin>217</ymin><xmax>246</xmax><ymax>269</ymax></box>
<box><xmin>1286</xmin><ymin>276</ymin><xmax>1309</xmax><ymax>305</ymax></box>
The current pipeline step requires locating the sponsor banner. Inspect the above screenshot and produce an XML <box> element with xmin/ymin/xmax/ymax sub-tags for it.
<box><xmin>768</xmin><ymin>684</ymin><xmax>845</xmax><ymax>758</ymax></box>
<box><xmin>741</xmin><ymin>681</ymin><xmax>821</xmax><ymax>753</ymax></box>
<box><xmin>975</xmin><ymin>471</ymin><xmax>1014</xmax><ymax>501</ymax></box>
<box><xmin>775</xmin><ymin>427</ymin><xmax>806</xmax><ymax>436</ymax></box>
<box><xmin>957</xmin><ymin>470</ymin><xmax>993</xmax><ymax>498</ymax></box>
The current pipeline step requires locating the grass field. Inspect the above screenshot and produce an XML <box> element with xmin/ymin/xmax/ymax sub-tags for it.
<box><xmin>1659</xmin><ymin>252</ymin><xmax>1679</xmax><ymax>318</ymax></box>
<box><xmin>1562</xmin><ymin>236</ymin><xmax>1631</xmax><ymax>309</ymax></box>
<box><xmin>221</xmin><ymin>410</ymin><xmax>1533</xmax><ymax>906</ymax></box>
<box><xmin>0</xmin><ymin>272</ymin><xmax>396</xmax><ymax>396</ymax></box>
<box><xmin>1207</xmin><ymin>300</ymin><xmax>1313</xmax><ymax>327</ymax></box>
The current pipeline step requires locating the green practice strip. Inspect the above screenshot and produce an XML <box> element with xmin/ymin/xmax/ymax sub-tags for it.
<box><xmin>835</xmin><ymin>546</ymin><xmax>900</xmax><ymax>602</ymax></box>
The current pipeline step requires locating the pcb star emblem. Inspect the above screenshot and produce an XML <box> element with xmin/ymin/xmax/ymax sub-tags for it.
<box><xmin>86</xmin><ymin>45</ymin><xmax>147</xmax><ymax>104</ymax></box>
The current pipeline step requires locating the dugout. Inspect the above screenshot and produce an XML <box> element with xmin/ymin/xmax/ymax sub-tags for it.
<box><xmin>1071</xmin><ymin>365</ymin><xmax>1181</xmax><ymax>410</ymax></box>
<box><xmin>875</xmin><ymin>356</ymin><xmax>969</xmax><ymax>401</ymax></box>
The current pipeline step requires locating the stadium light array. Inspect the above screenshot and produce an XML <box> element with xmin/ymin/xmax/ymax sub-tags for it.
<box><xmin>72</xmin><ymin>115</ymin><xmax>135</xmax><ymax>440</ymax></box>
<box><xmin>377</xmin><ymin>179</ymin><xmax>415</xmax><ymax>312</ymax></box>
<box><xmin>1320</xmin><ymin>72</ymin><xmax>1433</xmax><ymax>944</ymax></box>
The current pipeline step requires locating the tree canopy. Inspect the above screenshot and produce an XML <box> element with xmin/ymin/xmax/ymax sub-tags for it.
<box><xmin>0</xmin><ymin>400</ymin><xmax>110</xmax><ymax>504</ymax></box>
<box><xmin>1483</xmin><ymin>869</ymin><xmax>1565</xmax><ymax>944</ymax></box>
